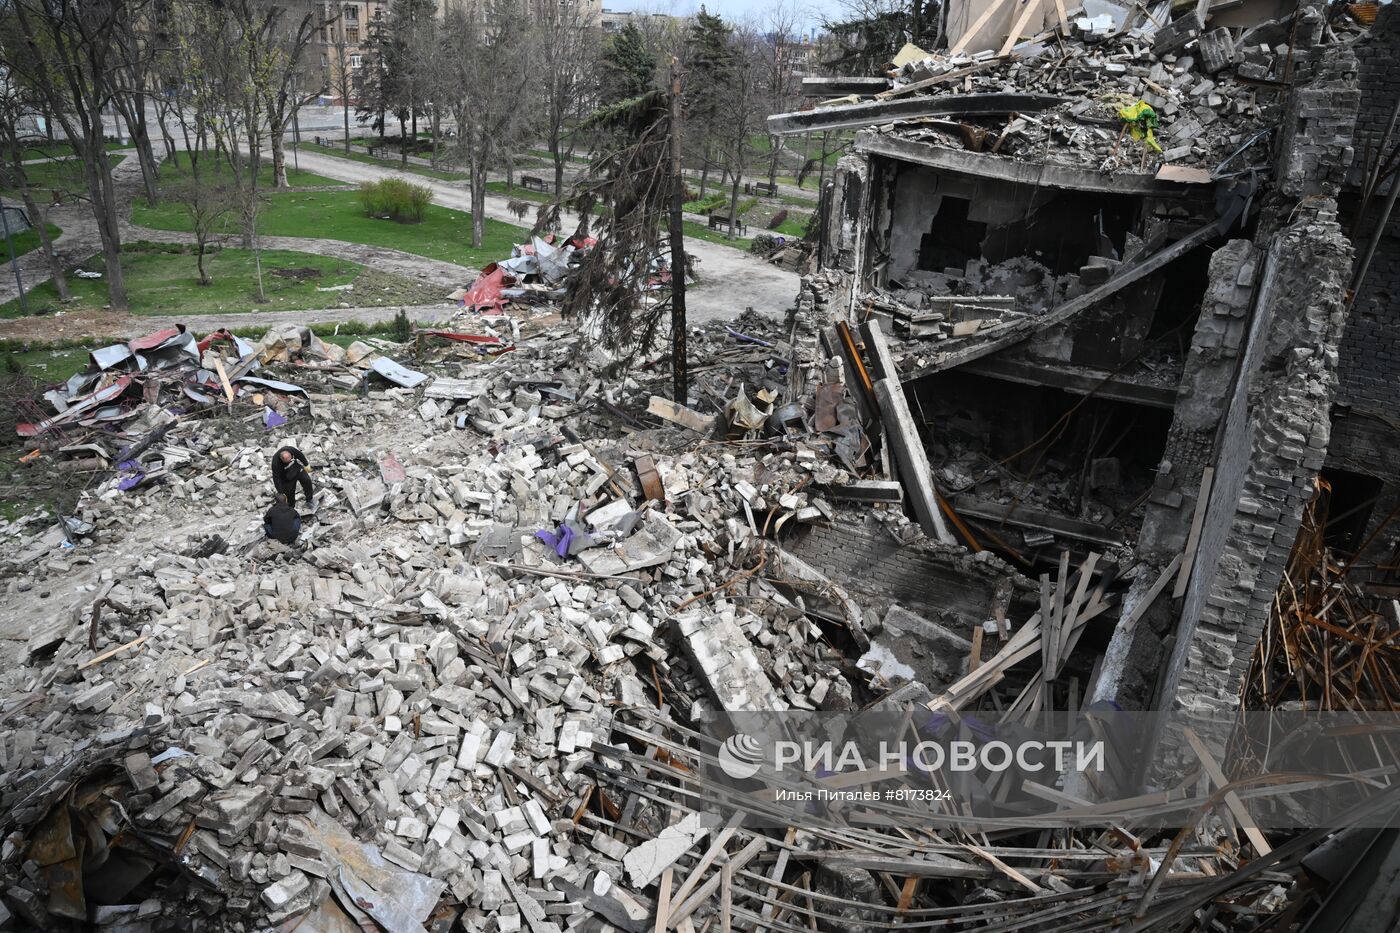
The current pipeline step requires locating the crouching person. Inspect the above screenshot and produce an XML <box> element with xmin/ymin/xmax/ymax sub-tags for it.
<box><xmin>264</xmin><ymin>493</ymin><xmax>301</xmax><ymax>544</ymax></box>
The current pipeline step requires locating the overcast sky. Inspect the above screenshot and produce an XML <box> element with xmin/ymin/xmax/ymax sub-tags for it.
<box><xmin>602</xmin><ymin>0</ymin><xmax>849</xmax><ymax>38</ymax></box>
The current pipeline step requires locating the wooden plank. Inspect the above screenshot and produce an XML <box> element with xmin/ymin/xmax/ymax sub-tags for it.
<box><xmin>874</xmin><ymin>377</ymin><xmax>956</xmax><ymax>544</ymax></box>
<box><xmin>1039</xmin><ymin>574</ymin><xmax>1055</xmax><ymax>710</ymax></box>
<box><xmin>950</xmin><ymin>0</ymin><xmax>1016</xmax><ymax>55</ymax></box>
<box><xmin>1000</xmin><ymin>0</ymin><xmax>1046</xmax><ymax>56</ymax></box>
<box><xmin>1059</xmin><ymin>553</ymin><xmax>1099</xmax><ymax>672</ymax></box>
<box><xmin>76</xmin><ymin>634</ymin><xmax>149</xmax><ymax>671</ymax></box>
<box><xmin>648</xmin><ymin>396</ymin><xmax>715</xmax><ymax>433</ymax></box>
<box><xmin>876</xmin><ymin>59</ymin><xmax>1002</xmax><ymax>99</ymax></box>
<box><xmin>963</xmin><ymin>842</ymin><xmax>1044</xmax><ymax>893</ymax></box>
<box><xmin>720</xmin><ymin>859</ymin><xmax>732</xmax><ymax>933</ymax></box>
<box><xmin>213</xmin><ymin>357</ymin><xmax>236</xmax><ymax>413</ymax></box>
<box><xmin>756</xmin><ymin>827</ymin><xmax>797</xmax><ymax>931</ymax></box>
<box><xmin>653</xmin><ymin>867</ymin><xmax>674</xmax><ymax>933</ymax></box>
<box><xmin>969</xmin><ymin>625</ymin><xmax>984</xmax><ymax>672</ymax></box>
<box><xmin>1119</xmin><ymin>554</ymin><xmax>1184</xmax><ymax>634</ymax></box>
<box><xmin>1052</xmin><ymin>0</ymin><xmax>1070</xmax><ymax>32</ymax></box>
<box><xmin>669</xmin><ymin>837</ymin><xmax>766</xmax><ymax>928</ymax></box>
<box><xmin>669</xmin><ymin>814</ymin><xmax>743</xmax><ymax>910</ymax></box>
<box><xmin>1172</xmin><ymin>467</ymin><xmax>1215</xmax><ymax>599</ymax></box>
<box><xmin>1183</xmin><ymin>728</ymin><xmax>1273</xmax><ymax>856</ymax></box>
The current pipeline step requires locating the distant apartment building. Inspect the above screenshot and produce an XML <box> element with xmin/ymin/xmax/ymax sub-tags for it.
<box><xmin>313</xmin><ymin>0</ymin><xmax>601</xmax><ymax>105</ymax></box>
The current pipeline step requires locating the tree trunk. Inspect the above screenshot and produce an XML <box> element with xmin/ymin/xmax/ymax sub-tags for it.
<box><xmin>768</xmin><ymin>136</ymin><xmax>781</xmax><ymax>188</ymax></box>
<box><xmin>196</xmin><ymin>239</ymin><xmax>210</xmax><ymax>285</ymax></box>
<box><xmin>699</xmin><ymin>147</ymin><xmax>709</xmax><ymax>196</ymax></box>
<box><xmin>668</xmin><ymin>66</ymin><xmax>688</xmax><ymax>405</ymax></box>
<box><xmin>552</xmin><ymin>139</ymin><xmax>565</xmax><ymax>202</ymax></box>
<box><xmin>82</xmin><ymin>143</ymin><xmax>128</xmax><ymax>311</ymax></box>
<box><xmin>470</xmin><ymin>162</ymin><xmax>486</xmax><ymax>248</ymax></box>
<box><xmin>129</xmin><ymin>112</ymin><xmax>161</xmax><ymax>204</ymax></box>
<box><xmin>270</xmin><ymin>132</ymin><xmax>289</xmax><ymax>188</ymax></box>
<box><xmin>18</xmin><ymin>190</ymin><xmax>69</xmax><ymax>300</ymax></box>
<box><xmin>727</xmin><ymin>173</ymin><xmax>741</xmax><ymax>240</ymax></box>
<box><xmin>343</xmin><ymin>91</ymin><xmax>351</xmax><ymax>152</ymax></box>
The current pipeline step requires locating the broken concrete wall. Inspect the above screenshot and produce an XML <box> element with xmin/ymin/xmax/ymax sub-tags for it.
<box><xmin>782</xmin><ymin>516</ymin><xmax>1023</xmax><ymax>633</ymax></box>
<box><xmin>1170</xmin><ymin>205</ymin><xmax>1352</xmax><ymax>723</ymax></box>
<box><xmin>1090</xmin><ymin>239</ymin><xmax>1263</xmax><ymax>713</ymax></box>
<box><xmin>799</xmin><ymin>155</ymin><xmax>870</xmax><ymax>328</ymax></box>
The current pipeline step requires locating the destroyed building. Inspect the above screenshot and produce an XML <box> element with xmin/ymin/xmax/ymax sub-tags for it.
<box><xmin>0</xmin><ymin>1</ymin><xmax>1396</xmax><ymax>931</ymax></box>
<box><xmin>779</xmin><ymin>0</ymin><xmax>1397</xmax><ymax>757</ymax></box>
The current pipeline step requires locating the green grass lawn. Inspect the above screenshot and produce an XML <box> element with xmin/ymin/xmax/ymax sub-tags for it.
<box><xmin>6</xmin><ymin>155</ymin><xmax>126</xmax><ymax>197</ymax></box>
<box><xmin>0</xmin><ymin>245</ymin><xmax>372</xmax><ymax>318</ymax></box>
<box><xmin>680</xmin><ymin>220</ymin><xmax>752</xmax><ymax>250</ymax></box>
<box><xmin>2</xmin><ymin>346</ymin><xmax>89</xmax><ymax>382</ymax></box>
<box><xmin>20</xmin><ymin>140</ymin><xmax>129</xmax><ymax>160</ymax></box>
<box><xmin>303</xmin><ymin>143</ymin><xmax>471</xmax><ymax>181</ymax></box>
<box><xmin>487</xmin><ymin>181</ymin><xmax>552</xmax><ymax>203</ymax></box>
<box><xmin>131</xmin><ymin>188</ymin><xmax>525</xmax><ymax>268</ymax></box>
<box><xmin>157</xmin><ymin>152</ymin><xmax>341</xmax><ymax>188</ymax></box>
<box><xmin>2</xmin><ymin>224</ymin><xmax>61</xmax><ymax>260</ymax></box>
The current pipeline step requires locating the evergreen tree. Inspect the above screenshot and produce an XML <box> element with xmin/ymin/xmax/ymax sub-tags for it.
<box><xmin>600</xmin><ymin>23</ymin><xmax>655</xmax><ymax>103</ymax></box>
<box><xmin>684</xmin><ymin>7</ymin><xmax>734</xmax><ymax>193</ymax></box>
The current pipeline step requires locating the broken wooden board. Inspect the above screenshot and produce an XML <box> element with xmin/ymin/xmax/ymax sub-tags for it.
<box><xmin>647</xmin><ymin>397</ymin><xmax>716</xmax><ymax>433</ymax></box>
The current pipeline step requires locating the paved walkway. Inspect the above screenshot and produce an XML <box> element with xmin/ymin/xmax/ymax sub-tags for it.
<box><xmin>289</xmin><ymin>148</ymin><xmax>800</xmax><ymax>324</ymax></box>
<box><xmin>2</xmin><ymin>143</ymin><xmax>800</xmax><ymax>331</ymax></box>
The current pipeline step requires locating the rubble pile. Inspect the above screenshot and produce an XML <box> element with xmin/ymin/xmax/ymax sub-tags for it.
<box><xmin>870</xmin><ymin>255</ymin><xmax>1078</xmax><ymax>341</ymax></box>
<box><xmin>880</xmin><ymin>19</ymin><xmax>1294</xmax><ymax>170</ymax></box>
<box><xmin>0</xmin><ymin>304</ymin><xmax>929</xmax><ymax>929</ymax></box>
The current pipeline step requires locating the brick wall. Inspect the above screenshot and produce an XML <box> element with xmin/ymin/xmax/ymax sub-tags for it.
<box><xmin>782</xmin><ymin>516</ymin><xmax>1026</xmax><ymax>629</ymax></box>
<box><xmin>1175</xmin><ymin>206</ymin><xmax>1353</xmax><ymax>717</ymax></box>
<box><xmin>1333</xmin><ymin>4</ymin><xmax>1400</xmax><ymax>478</ymax></box>
<box><xmin>1092</xmin><ymin>240</ymin><xmax>1262</xmax><ymax>713</ymax></box>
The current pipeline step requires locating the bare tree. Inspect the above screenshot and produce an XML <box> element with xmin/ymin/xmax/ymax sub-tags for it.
<box><xmin>172</xmin><ymin>177</ymin><xmax>233</xmax><ymax>285</ymax></box>
<box><xmin>761</xmin><ymin>2</ymin><xmax>803</xmax><ymax>189</ymax></box>
<box><xmin>325</xmin><ymin>13</ymin><xmax>354</xmax><ymax>152</ymax></box>
<box><xmin>4</xmin><ymin>0</ymin><xmax>142</xmax><ymax>311</ymax></box>
<box><xmin>0</xmin><ymin>71</ymin><xmax>69</xmax><ymax>300</ymax></box>
<box><xmin>716</xmin><ymin>25</ymin><xmax>767</xmax><ymax>239</ymax></box>
<box><xmin>109</xmin><ymin>3</ymin><xmax>164</xmax><ymax>204</ymax></box>
<box><xmin>529</xmin><ymin>0</ymin><xmax>599</xmax><ymax>210</ymax></box>
<box><xmin>443</xmin><ymin>0</ymin><xmax>533</xmax><ymax>249</ymax></box>
<box><xmin>262</xmin><ymin>9</ymin><xmax>318</xmax><ymax>188</ymax></box>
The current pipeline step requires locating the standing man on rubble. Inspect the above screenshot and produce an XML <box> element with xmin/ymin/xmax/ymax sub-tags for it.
<box><xmin>270</xmin><ymin>445</ymin><xmax>315</xmax><ymax>510</ymax></box>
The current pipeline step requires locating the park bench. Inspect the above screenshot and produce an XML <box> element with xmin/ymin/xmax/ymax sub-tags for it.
<box><xmin>521</xmin><ymin>175</ymin><xmax>552</xmax><ymax>193</ymax></box>
<box><xmin>708</xmin><ymin>214</ymin><xmax>747</xmax><ymax>237</ymax></box>
<box><xmin>746</xmin><ymin>181</ymin><xmax>778</xmax><ymax>197</ymax></box>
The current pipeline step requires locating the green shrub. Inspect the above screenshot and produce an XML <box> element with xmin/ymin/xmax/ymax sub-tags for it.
<box><xmin>392</xmin><ymin>308</ymin><xmax>412</xmax><ymax>342</ymax></box>
<box><xmin>357</xmin><ymin>177</ymin><xmax>432</xmax><ymax>223</ymax></box>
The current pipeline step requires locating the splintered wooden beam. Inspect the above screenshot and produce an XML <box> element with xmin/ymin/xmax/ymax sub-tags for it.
<box><xmin>862</xmin><ymin>319</ymin><xmax>955</xmax><ymax>545</ymax></box>
<box><xmin>1000</xmin><ymin>0</ymin><xmax>1046</xmax><ymax>55</ymax></box>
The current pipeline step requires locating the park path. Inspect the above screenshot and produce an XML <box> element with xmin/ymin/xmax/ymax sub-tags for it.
<box><xmin>2</xmin><ymin>143</ymin><xmax>800</xmax><ymax>336</ymax></box>
<box><xmin>287</xmin><ymin>148</ymin><xmax>800</xmax><ymax>324</ymax></box>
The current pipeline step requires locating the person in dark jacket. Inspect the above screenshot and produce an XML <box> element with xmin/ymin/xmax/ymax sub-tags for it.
<box><xmin>263</xmin><ymin>494</ymin><xmax>301</xmax><ymax>544</ymax></box>
<box><xmin>271</xmin><ymin>445</ymin><xmax>314</xmax><ymax>509</ymax></box>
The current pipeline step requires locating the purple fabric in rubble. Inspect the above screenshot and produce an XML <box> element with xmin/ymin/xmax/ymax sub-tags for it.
<box><xmin>535</xmin><ymin>524</ymin><xmax>575</xmax><ymax>558</ymax></box>
<box><xmin>263</xmin><ymin>408</ymin><xmax>288</xmax><ymax>429</ymax></box>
